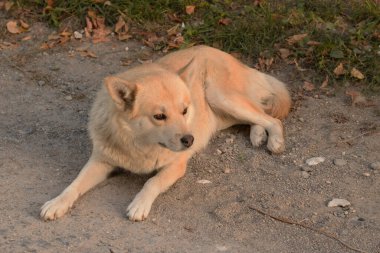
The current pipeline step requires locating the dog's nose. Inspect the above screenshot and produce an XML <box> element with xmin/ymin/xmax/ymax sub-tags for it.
<box><xmin>180</xmin><ymin>134</ymin><xmax>194</xmax><ymax>148</ymax></box>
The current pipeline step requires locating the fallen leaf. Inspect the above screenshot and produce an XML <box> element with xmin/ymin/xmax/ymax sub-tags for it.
<box><xmin>320</xmin><ymin>75</ymin><xmax>329</xmax><ymax>89</ymax></box>
<box><xmin>85</xmin><ymin>11</ymin><xmax>111</xmax><ymax>43</ymax></box>
<box><xmin>278</xmin><ymin>48</ymin><xmax>290</xmax><ymax>59</ymax></box>
<box><xmin>307</xmin><ymin>40</ymin><xmax>321</xmax><ymax>46</ymax></box>
<box><xmin>167</xmin><ymin>24</ymin><xmax>180</xmax><ymax>36</ymax></box>
<box><xmin>21</xmin><ymin>35</ymin><xmax>32</xmax><ymax>41</ymax></box>
<box><xmin>333</xmin><ymin>63</ymin><xmax>345</xmax><ymax>76</ymax></box>
<box><xmin>345</xmin><ymin>90</ymin><xmax>374</xmax><ymax>107</ymax></box>
<box><xmin>350</xmin><ymin>68</ymin><xmax>365</xmax><ymax>80</ymax></box>
<box><xmin>114</xmin><ymin>16</ymin><xmax>126</xmax><ymax>33</ymax></box>
<box><xmin>185</xmin><ymin>5</ymin><xmax>195</xmax><ymax>15</ymax></box>
<box><xmin>286</xmin><ymin>33</ymin><xmax>308</xmax><ymax>45</ymax></box>
<box><xmin>19</xmin><ymin>20</ymin><xmax>30</xmax><ymax>29</ymax></box>
<box><xmin>5</xmin><ymin>1</ymin><xmax>14</xmax><ymax>11</ymax></box>
<box><xmin>303</xmin><ymin>81</ymin><xmax>315</xmax><ymax>91</ymax></box>
<box><xmin>6</xmin><ymin>20</ymin><xmax>23</xmax><ymax>34</ymax></box>
<box><xmin>167</xmin><ymin>13</ymin><xmax>182</xmax><ymax>22</ymax></box>
<box><xmin>80</xmin><ymin>50</ymin><xmax>97</xmax><ymax>58</ymax></box>
<box><xmin>218</xmin><ymin>18</ymin><xmax>232</xmax><ymax>26</ymax></box>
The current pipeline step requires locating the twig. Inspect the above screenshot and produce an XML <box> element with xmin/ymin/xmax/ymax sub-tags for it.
<box><xmin>249</xmin><ymin>206</ymin><xmax>368</xmax><ymax>253</ymax></box>
<box><xmin>340</xmin><ymin>130</ymin><xmax>379</xmax><ymax>145</ymax></box>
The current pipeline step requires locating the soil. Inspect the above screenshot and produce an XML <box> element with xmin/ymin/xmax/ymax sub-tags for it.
<box><xmin>1</xmin><ymin>20</ymin><xmax>379</xmax><ymax>253</ymax></box>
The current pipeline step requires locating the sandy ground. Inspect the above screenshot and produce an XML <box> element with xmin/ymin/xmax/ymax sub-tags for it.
<box><xmin>1</xmin><ymin>21</ymin><xmax>379</xmax><ymax>253</ymax></box>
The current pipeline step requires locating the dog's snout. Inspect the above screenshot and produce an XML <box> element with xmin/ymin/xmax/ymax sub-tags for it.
<box><xmin>180</xmin><ymin>134</ymin><xmax>194</xmax><ymax>148</ymax></box>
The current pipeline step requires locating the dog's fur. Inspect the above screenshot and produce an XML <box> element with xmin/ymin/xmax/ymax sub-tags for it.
<box><xmin>40</xmin><ymin>46</ymin><xmax>291</xmax><ymax>221</ymax></box>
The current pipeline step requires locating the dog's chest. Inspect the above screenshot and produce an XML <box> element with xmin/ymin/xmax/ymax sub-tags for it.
<box><xmin>103</xmin><ymin>145</ymin><xmax>176</xmax><ymax>174</ymax></box>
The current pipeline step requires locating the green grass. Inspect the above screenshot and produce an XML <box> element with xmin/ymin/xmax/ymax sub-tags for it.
<box><xmin>14</xmin><ymin>0</ymin><xmax>380</xmax><ymax>92</ymax></box>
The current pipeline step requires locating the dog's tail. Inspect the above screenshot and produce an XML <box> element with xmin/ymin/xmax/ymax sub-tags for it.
<box><xmin>261</xmin><ymin>74</ymin><xmax>291</xmax><ymax>120</ymax></box>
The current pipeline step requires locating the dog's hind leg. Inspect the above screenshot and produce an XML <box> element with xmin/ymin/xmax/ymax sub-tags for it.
<box><xmin>208</xmin><ymin>90</ymin><xmax>285</xmax><ymax>153</ymax></box>
<box><xmin>40</xmin><ymin>157</ymin><xmax>113</xmax><ymax>220</ymax></box>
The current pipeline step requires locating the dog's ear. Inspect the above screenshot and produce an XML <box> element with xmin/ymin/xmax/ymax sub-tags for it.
<box><xmin>104</xmin><ymin>76</ymin><xmax>137</xmax><ymax>110</ymax></box>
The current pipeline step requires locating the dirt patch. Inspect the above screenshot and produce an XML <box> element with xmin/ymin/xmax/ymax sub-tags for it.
<box><xmin>0</xmin><ymin>22</ymin><xmax>379</xmax><ymax>253</ymax></box>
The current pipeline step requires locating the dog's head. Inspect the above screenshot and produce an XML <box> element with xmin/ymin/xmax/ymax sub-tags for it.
<box><xmin>104</xmin><ymin>63</ymin><xmax>196</xmax><ymax>152</ymax></box>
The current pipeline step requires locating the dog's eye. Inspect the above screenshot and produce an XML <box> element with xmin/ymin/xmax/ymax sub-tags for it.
<box><xmin>182</xmin><ymin>108</ymin><xmax>188</xmax><ymax>115</ymax></box>
<box><xmin>153</xmin><ymin>114</ymin><xmax>167</xmax><ymax>120</ymax></box>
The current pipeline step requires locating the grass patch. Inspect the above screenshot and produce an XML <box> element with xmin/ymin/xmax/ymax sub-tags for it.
<box><xmin>14</xmin><ymin>0</ymin><xmax>380</xmax><ymax>92</ymax></box>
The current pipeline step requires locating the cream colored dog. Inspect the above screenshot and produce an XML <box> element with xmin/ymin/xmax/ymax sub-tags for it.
<box><xmin>40</xmin><ymin>46</ymin><xmax>291</xmax><ymax>221</ymax></box>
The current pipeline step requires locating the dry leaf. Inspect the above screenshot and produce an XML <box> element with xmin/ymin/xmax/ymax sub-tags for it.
<box><xmin>6</xmin><ymin>20</ymin><xmax>23</xmax><ymax>34</ymax></box>
<box><xmin>19</xmin><ymin>20</ymin><xmax>30</xmax><ymax>29</ymax></box>
<box><xmin>333</xmin><ymin>63</ymin><xmax>345</xmax><ymax>76</ymax></box>
<box><xmin>80</xmin><ymin>50</ymin><xmax>97</xmax><ymax>58</ymax></box>
<box><xmin>185</xmin><ymin>5</ymin><xmax>195</xmax><ymax>15</ymax></box>
<box><xmin>114</xmin><ymin>16</ymin><xmax>126</xmax><ymax>33</ymax></box>
<box><xmin>303</xmin><ymin>81</ymin><xmax>315</xmax><ymax>91</ymax></box>
<box><xmin>350</xmin><ymin>68</ymin><xmax>365</xmax><ymax>80</ymax></box>
<box><xmin>286</xmin><ymin>33</ymin><xmax>308</xmax><ymax>45</ymax></box>
<box><xmin>279</xmin><ymin>48</ymin><xmax>290</xmax><ymax>59</ymax></box>
<box><xmin>307</xmin><ymin>40</ymin><xmax>321</xmax><ymax>46</ymax></box>
<box><xmin>21</xmin><ymin>35</ymin><xmax>32</xmax><ymax>41</ymax></box>
<box><xmin>218</xmin><ymin>18</ymin><xmax>232</xmax><ymax>26</ymax></box>
<box><xmin>346</xmin><ymin>90</ymin><xmax>374</xmax><ymax>107</ymax></box>
<box><xmin>85</xmin><ymin>12</ymin><xmax>111</xmax><ymax>43</ymax></box>
<box><xmin>320</xmin><ymin>75</ymin><xmax>329</xmax><ymax>89</ymax></box>
<box><xmin>5</xmin><ymin>1</ymin><xmax>14</xmax><ymax>11</ymax></box>
<box><xmin>167</xmin><ymin>13</ymin><xmax>182</xmax><ymax>23</ymax></box>
<box><xmin>167</xmin><ymin>24</ymin><xmax>180</xmax><ymax>36</ymax></box>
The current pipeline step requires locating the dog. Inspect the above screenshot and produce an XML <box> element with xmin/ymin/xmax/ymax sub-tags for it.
<box><xmin>40</xmin><ymin>45</ymin><xmax>291</xmax><ymax>221</ymax></box>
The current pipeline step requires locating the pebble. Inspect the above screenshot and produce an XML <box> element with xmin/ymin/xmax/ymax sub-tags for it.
<box><xmin>216</xmin><ymin>149</ymin><xmax>222</xmax><ymax>155</ymax></box>
<box><xmin>300</xmin><ymin>166</ymin><xmax>313</xmax><ymax>172</ymax></box>
<box><xmin>225</xmin><ymin>137</ymin><xmax>234</xmax><ymax>144</ymax></box>
<box><xmin>362</xmin><ymin>172</ymin><xmax>370</xmax><ymax>177</ymax></box>
<box><xmin>327</xmin><ymin>198</ymin><xmax>351</xmax><ymax>207</ymax></box>
<box><xmin>306</xmin><ymin>157</ymin><xmax>325</xmax><ymax>166</ymax></box>
<box><xmin>301</xmin><ymin>171</ymin><xmax>310</xmax><ymax>178</ymax></box>
<box><xmin>74</xmin><ymin>31</ymin><xmax>83</xmax><ymax>39</ymax></box>
<box><xmin>223</xmin><ymin>167</ymin><xmax>231</xmax><ymax>174</ymax></box>
<box><xmin>370</xmin><ymin>162</ymin><xmax>380</xmax><ymax>170</ymax></box>
<box><xmin>196</xmin><ymin>179</ymin><xmax>211</xmax><ymax>184</ymax></box>
<box><xmin>333</xmin><ymin>158</ymin><xmax>347</xmax><ymax>166</ymax></box>
<box><xmin>38</xmin><ymin>80</ymin><xmax>45</xmax><ymax>86</ymax></box>
<box><xmin>18</xmin><ymin>127</ymin><xmax>35</xmax><ymax>135</ymax></box>
<box><xmin>298</xmin><ymin>117</ymin><xmax>305</xmax><ymax>122</ymax></box>
<box><xmin>65</xmin><ymin>95</ymin><xmax>73</xmax><ymax>101</ymax></box>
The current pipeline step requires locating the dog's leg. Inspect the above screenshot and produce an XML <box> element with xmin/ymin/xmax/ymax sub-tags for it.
<box><xmin>250</xmin><ymin>125</ymin><xmax>268</xmax><ymax>147</ymax></box>
<box><xmin>127</xmin><ymin>155</ymin><xmax>188</xmax><ymax>221</ymax></box>
<box><xmin>40</xmin><ymin>158</ymin><xmax>113</xmax><ymax>220</ymax></box>
<box><xmin>209</xmin><ymin>91</ymin><xmax>285</xmax><ymax>153</ymax></box>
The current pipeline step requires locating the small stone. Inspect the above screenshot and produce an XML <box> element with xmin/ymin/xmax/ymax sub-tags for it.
<box><xmin>306</xmin><ymin>157</ymin><xmax>325</xmax><ymax>166</ymax></box>
<box><xmin>325</xmin><ymin>180</ymin><xmax>332</xmax><ymax>184</ymax></box>
<box><xmin>225</xmin><ymin>137</ymin><xmax>234</xmax><ymax>144</ymax></box>
<box><xmin>298</xmin><ymin>117</ymin><xmax>305</xmax><ymax>122</ymax></box>
<box><xmin>38</xmin><ymin>80</ymin><xmax>45</xmax><ymax>86</ymax></box>
<box><xmin>363</xmin><ymin>172</ymin><xmax>370</xmax><ymax>177</ymax></box>
<box><xmin>73</xmin><ymin>31</ymin><xmax>83</xmax><ymax>39</ymax></box>
<box><xmin>196</xmin><ymin>179</ymin><xmax>211</xmax><ymax>184</ymax></box>
<box><xmin>370</xmin><ymin>162</ymin><xmax>380</xmax><ymax>170</ymax></box>
<box><xmin>216</xmin><ymin>149</ymin><xmax>222</xmax><ymax>155</ymax></box>
<box><xmin>65</xmin><ymin>95</ymin><xmax>73</xmax><ymax>101</ymax></box>
<box><xmin>327</xmin><ymin>198</ymin><xmax>351</xmax><ymax>207</ymax></box>
<box><xmin>223</xmin><ymin>167</ymin><xmax>231</xmax><ymax>174</ymax></box>
<box><xmin>301</xmin><ymin>171</ymin><xmax>310</xmax><ymax>178</ymax></box>
<box><xmin>333</xmin><ymin>158</ymin><xmax>347</xmax><ymax>166</ymax></box>
<box><xmin>18</xmin><ymin>127</ymin><xmax>35</xmax><ymax>135</ymax></box>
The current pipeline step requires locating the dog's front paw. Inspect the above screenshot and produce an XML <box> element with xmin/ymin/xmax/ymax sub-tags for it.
<box><xmin>126</xmin><ymin>192</ymin><xmax>154</xmax><ymax>222</ymax></box>
<box><xmin>250</xmin><ymin>125</ymin><xmax>267</xmax><ymax>147</ymax></box>
<box><xmin>267</xmin><ymin>135</ymin><xmax>285</xmax><ymax>153</ymax></box>
<box><xmin>40</xmin><ymin>192</ymin><xmax>76</xmax><ymax>221</ymax></box>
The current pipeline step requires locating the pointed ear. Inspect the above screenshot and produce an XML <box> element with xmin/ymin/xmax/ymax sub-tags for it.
<box><xmin>104</xmin><ymin>76</ymin><xmax>137</xmax><ymax>110</ymax></box>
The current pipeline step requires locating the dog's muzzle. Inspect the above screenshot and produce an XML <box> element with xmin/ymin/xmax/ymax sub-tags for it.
<box><xmin>180</xmin><ymin>134</ymin><xmax>194</xmax><ymax>148</ymax></box>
